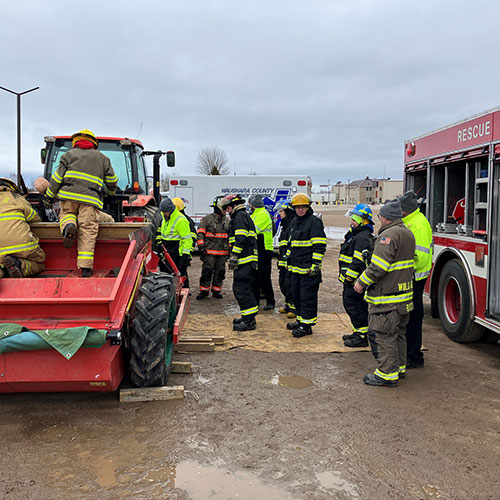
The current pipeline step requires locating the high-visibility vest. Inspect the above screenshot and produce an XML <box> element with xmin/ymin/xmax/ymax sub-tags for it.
<box><xmin>156</xmin><ymin>208</ymin><xmax>193</xmax><ymax>256</ymax></box>
<box><xmin>402</xmin><ymin>209</ymin><xmax>433</xmax><ymax>281</ymax></box>
<box><xmin>251</xmin><ymin>207</ymin><xmax>273</xmax><ymax>251</ymax></box>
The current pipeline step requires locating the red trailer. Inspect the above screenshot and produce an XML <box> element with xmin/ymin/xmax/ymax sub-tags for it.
<box><xmin>0</xmin><ymin>223</ymin><xmax>190</xmax><ymax>392</ymax></box>
<box><xmin>404</xmin><ymin>106</ymin><xmax>500</xmax><ymax>342</ymax></box>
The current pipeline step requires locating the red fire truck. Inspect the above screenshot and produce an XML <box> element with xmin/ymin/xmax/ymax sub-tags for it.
<box><xmin>404</xmin><ymin>106</ymin><xmax>500</xmax><ymax>343</ymax></box>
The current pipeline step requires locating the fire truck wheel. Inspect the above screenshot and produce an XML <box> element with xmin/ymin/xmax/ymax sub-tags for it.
<box><xmin>129</xmin><ymin>273</ymin><xmax>176</xmax><ymax>387</ymax></box>
<box><xmin>437</xmin><ymin>259</ymin><xmax>483</xmax><ymax>343</ymax></box>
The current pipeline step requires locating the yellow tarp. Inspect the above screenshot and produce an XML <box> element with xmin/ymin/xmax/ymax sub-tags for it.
<box><xmin>182</xmin><ymin>313</ymin><xmax>372</xmax><ymax>353</ymax></box>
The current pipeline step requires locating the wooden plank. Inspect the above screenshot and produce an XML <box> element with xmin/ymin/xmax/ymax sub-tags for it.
<box><xmin>174</xmin><ymin>342</ymin><xmax>215</xmax><ymax>352</ymax></box>
<box><xmin>31</xmin><ymin>222</ymin><xmax>149</xmax><ymax>240</ymax></box>
<box><xmin>119</xmin><ymin>385</ymin><xmax>185</xmax><ymax>403</ymax></box>
<box><xmin>181</xmin><ymin>336</ymin><xmax>224</xmax><ymax>345</ymax></box>
<box><xmin>170</xmin><ymin>361</ymin><xmax>192</xmax><ymax>374</ymax></box>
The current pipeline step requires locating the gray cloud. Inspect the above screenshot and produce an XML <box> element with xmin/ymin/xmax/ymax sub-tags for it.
<box><xmin>1</xmin><ymin>0</ymin><xmax>500</xmax><ymax>186</ymax></box>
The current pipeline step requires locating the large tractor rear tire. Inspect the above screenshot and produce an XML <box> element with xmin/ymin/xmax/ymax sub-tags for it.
<box><xmin>129</xmin><ymin>273</ymin><xmax>176</xmax><ymax>387</ymax></box>
<box><xmin>437</xmin><ymin>259</ymin><xmax>483</xmax><ymax>343</ymax></box>
<box><xmin>128</xmin><ymin>205</ymin><xmax>158</xmax><ymax>222</ymax></box>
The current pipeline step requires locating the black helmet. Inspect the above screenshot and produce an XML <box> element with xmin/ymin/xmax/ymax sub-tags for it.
<box><xmin>211</xmin><ymin>195</ymin><xmax>224</xmax><ymax>208</ymax></box>
<box><xmin>225</xmin><ymin>194</ymin><xmax>245</xmax><ymax>207</ymax></box>
<box><xmin>0</xmin><ymin>177</ymin><xmax>20</xmax><ymax>194</ymax></box>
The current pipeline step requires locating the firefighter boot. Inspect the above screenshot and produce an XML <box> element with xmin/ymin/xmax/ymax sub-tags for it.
<box><xmin>196</xmin><ymin>291</ymin><xmax>209</xmax><ymax>300</ymax></box>
<box><xmin>279</xmin><ymin>306</ymin><xmax>289</xmax><ymax>314</ymax></box>
<box><xmin>62</xmin><ymin>223</ymin><xmax>77</xmax><ymax>249</ymax></box>
<box><xmin>363</xmin><ymin>373</ymin><xmax>398</xmax><ymax>388</ymax></box>
<box><xmin>81</xmin><ymin>268</ymin><xmax>93</xmax><ymax>278</ymax></box>
<box><xmin>292</xmin><ymin>325</ymin><xmax>313</xmax><ymax>338</ymax></box>
<box><xmin>344</xmin><ymin>335</ymin><xmax>369</xmax><ymax>348</ymax></box>
<box><xmin>342</xmin><ymin>333</ymin><xmax>356</xmax><ymax>341</ymax></box>
<box><xmin>233</xmin><ymin>317</ymin><xmax>244</xmax><ymax>325</ymax></box>
<box><xmin>286</xmin><ymin>321</ymin><xmax>300</xmax><ymax>330</ymax></box>
<box><xmin>233</xmin><ymin>318</ymin><xmax>256</xmax><ymax>331</ymax></box>
<box><xmin>3</xmin><ymin>255</ymin><xmax>23</xmax><ymax>278</ymax></box>
<box><xmin>212</xmin><ymin>291</ymin><xmax>223</xmax><ymax>299</ymax></box>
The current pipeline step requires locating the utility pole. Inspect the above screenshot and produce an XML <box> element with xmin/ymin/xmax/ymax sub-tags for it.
<box><xmin>328</xmin><ymin>179</ymin><xmax>331</xmax><ymax>204</ymax></box>
<box><xmin>0</xmin><ymin>85</ymin><xmax>39</xmax><ymax>186</ymax></box>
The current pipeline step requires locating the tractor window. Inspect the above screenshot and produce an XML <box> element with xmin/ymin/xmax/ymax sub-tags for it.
<box><xmin>135</xmin><ymin>146</ymin><xmax>148</xmax><ymax>193</ymax></box>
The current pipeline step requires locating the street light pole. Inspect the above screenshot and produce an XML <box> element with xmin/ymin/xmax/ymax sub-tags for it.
<box><xmin>0</xmin><ymin>85</ymin><xmax>39</xmax><ymax>186</ymax></box>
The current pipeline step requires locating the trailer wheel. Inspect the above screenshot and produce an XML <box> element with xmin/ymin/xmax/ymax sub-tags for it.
<box><xmin>129</xmin><ymin>273</ymin><xmax>176</xmax><ymax>387</ymax></box>
<box><xmin>437</xmin><ymin>259</ymin><xmax>482</xmax><ymax>343</ymax></box>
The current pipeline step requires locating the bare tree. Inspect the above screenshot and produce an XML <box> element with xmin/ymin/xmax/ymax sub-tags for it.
<box><xmin>160</xmin><ymin>173</ymin><xmax>170</xmax><ymax>191</ymax></box>
<box><xmin>196</xmin><ymin>147</ymin><xmax>229</xmax><ymax>175</ymax></box>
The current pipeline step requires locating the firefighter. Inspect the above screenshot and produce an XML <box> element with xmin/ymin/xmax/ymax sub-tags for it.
<box><xmin>172</xmin><ymin>197</ymin><xmax>197</xmax><ymax>288</ymax></box>
<box><xmin>399</xmin><ymin>190</ymin><xmax>433</xmax><ymax>369</ymax></box>
<box><xmin>153</xmin><ymin>196</ymin><xmax>193</xmax><ymax>287</ymax></box>
<box><xmin>0</xmin><ymin>178</ymin><xmax>46</xmax><ymax>278</ymax></box>
<box><xmin>354</xmin><ymin>198</ymin><xmax>416</xmax><ymax>387</ymax></box>
<box><xmin>286</xmin><ymin>193</ymin><xmax>327</xmax><ymax>338</ymax></box>
<box><xmin>339</xmin><ymin>203</ymin><xmax>375</xmax><ymax>348</ymax></box>
<box><xmin>42</xmin><ymin>129</ymin><xmax>117</xmax><ymax>277</ymax></box>
<box><xmin>275</xmin><ymin>198</ymin><xmax>296</xmax><ymax>318</ymax></box>
<box><xmin>196</xmin><ymin>195</ymin><xmax>230</xmax><ymax>300</ymax></box>
<box><xmin>248</xmin><ymin>194</ymin><xmax>275</xmax><ymax>310</ymax></box>
<box><xmin>226</xmin><ymin>194</ymin><xmax>259</xmax><ymax>331</ymax></box>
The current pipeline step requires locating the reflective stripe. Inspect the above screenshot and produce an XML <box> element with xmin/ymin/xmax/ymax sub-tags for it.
<box><xmin>241</xmin><ymin>305</ymin><xmax>259</xmax><ymax>316</ymax></box>
<box><xmin>339</xmin><ymin>254</ymin><xmax>353</xmax><ymax>263</ymax></box>
<box><xmin>57</xmin><ymin>189</ymin><xmax>103</xmax><ymax>209</ymax></box>
<box><xmin>278</xmin><ymin>260</ymin><xmax>287</xmax><ymax>267</ymax></box>
<box><xmin>353</xmin><ymin>250</ymin><xmax>364</xmax><ymax>262</ymax></box>
<box><xmin>198</xmin><ymin>227</ymin><xmax>207</xmax><ymax>233</ymax></box>
<box><xmin>374</xmin><ymin>368</ymin><xmax>399</xmax><ymax>381</ymax></box>
<box><xmin>312</xmin><ymin>252</ymin><xmax>324</xmax><ymax>261</ymax></box>
<box><xmin>232</xmin><ymin>246</ymin><xmax>243</xmax><ymax>254</ymax></box>
<box><xmin>235</xmin><ymin>229</ymin><xmax>250</xmax><ymax>236</ymax></box>
<box><xmin>78</xmin><ymin>251</ymin><xmax>94</xmax><ymax>260</ymax></box>
<box><xmin>200</xmin><ymin>285</ymin><xmax>210</xmax><ymax>291</ymax></box>
<box><xmin>415</xmin><ymin>270</ymin><xmax>430</xmax><ymax>280</ymax></box>
<box><xmin>51</xmin><ymin>170</ymin><xmax>63</xmax><ymax>183</ymax></box>
<box><xmin>416</xmin><ymin>244</ymin><xmax>430</xmax><ymax>254</ymax></box>
<box><xmin>399</xmin><ymin>365</ymin><xmax>406</xmax><ymax>373</ymax></box>
<box><xmin>311</xmin><ymin>237</ymin><xmax>327</xmax><ymax>244</ymax></box>
<box><xmin>46</xmin><ymin>187</ymin><xmax>56</xmax><ymax>198</ymax></box>
<box><xmin>339</xmin><ymin>274</ymin><xmax>346</xmax><ymax>283</ymax></box>
<box><xmin>358</xmin><ymin>272</ymin><xmax>374</xmax><ymax>286</ymax></box>
<box><xmin>0</xmin><ymin>212</ymin><xmax>26</xmax><ymax>222</ymax></box>
<box><xmin>365</xmin><ymin>291</ymin><xmax>413</xmax><ymax>305</ymax></box>
<box><xmin>387</xmin><ymin>260</ymin><xmax>414</xmax><ymax>271</ymax></box>
<box><xmin>229</xmin><ymin>237</ymin><xmax>236</xmax><ymax>244</ymax></box>
<box><xmin>105</xmin><ymin>174</ymin><xmax>118</xmax><ymax>183</ymax></box>
<box><xmin>291</xmin><ymin>240</ymin><xmax>312</xmax><ymax>247</ymax></box>
<box><xmin>205</xmin><ymin>232</ymin><xmax>228</xmax><ymax>238</ymax></box>
<box><xmin>206</xmin><ymin>249</ymin><xmax>229</xmax><ymax>255</ymax></box>
<box><xmin>371</xmin><ymin>254</ymin><xmax>390</xmax><ymax>271</ymax></box>
<box><xmin>353</xmin><ymin>325</ymin><xmax>369</xmax><ymax>334</ymax></box>
<box><xmin>279</xmin><ymin>240</ymin><xmax>288</xmax><ymax>247</ymax></box>
<box><xmin>65</xmin><ymin>170</ymin><xmax>104</xmax><ymax>187</ymax></box>
<box><xmin>0</xmin><ymin>240</ymin><xmax>39</xmax><ymax>255</ymax></box>
<box><xmin>211</xmin><ymin>286</ymin><xmax>222</xmax><ymax>292</ymax></box>
<box><xmin>238</xmin><ymin>254</ymin><xmax>258</xmax><ymax>265</ymax></box>
<box><xmin>60</xmin><ymin>214</ymin><xmax>78</xmax><ymax>227</ymax></box>
<box><xmin>345</xmin><ymin>268</ymin><xmax>359</xmax><ymax>279</ymax></box>
<box><xmin>289</xmin><ymin>266</ymin><xmax>310</xmax><ymax>274</ymax></box>
<box><xmin>26</xmin><ymin>208</ymin><xmax>38</xmax><ymax>222</ymax></box>
<box><xmin>297</xmin><ymin>315</ymin><xmax>317</xmax><ymax>325</ymax></box>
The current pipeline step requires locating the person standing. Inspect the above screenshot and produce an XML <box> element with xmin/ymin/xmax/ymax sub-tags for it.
<box><xmin>196</xmin><ymin>196</ymin><xmax>230</xmax><ymax>300</ymax></box>
<box><xmin>275</xmin><ymin>198</ymin><xmax>296</xmax><ymax>318</ymax></box>
<box><xmin>226</xmin><ymin>194</ymin><xmax>259</xmax><ymax>331</ymax></box>
<box><xmin>339</xmin><ymin>204</ymin><xmax>375</xmax><ymax>348</ymax></box>
<box><xmin>248</xmin><ymin>194</ymin><xmax>275</xmax><ymax>310</ymax></box>
<box><xmin>286</xmin><ymin>193</ymin><xmax>327</xmax><ymax>338</ymax></box>
<box><xmin>354</xmin><ymin>198</ymin><xmax>415</xmax><ymax>387</ymax></box>
<box><xmin>42</xmin><ymin>129</ymin><xmax>117</xmax><ymax>277</ymax></box>
<box><xmin>0</xmin><ymin>178</ymin><xmax>46</xmax><ymax>278</ymax></box>
<box><xmin>153</xmin><ymin>196</ymin><xmax>193</xmax><ymax>287</ymax></box>
<box><xmin>399</xmin><ymin>190</ymin><xmax>433</xmax><ymax>369</ymax></box>
<box><xmin>172</xmin><ymin>197</ymin><xmax>197</xmax><ymax>288</ymax></box>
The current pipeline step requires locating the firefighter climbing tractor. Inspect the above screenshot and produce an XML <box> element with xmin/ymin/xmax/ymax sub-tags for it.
<box><xmin>404</xmin><ymin>106</ymin><xmax>500</xmax><ymax>342</ymax></box>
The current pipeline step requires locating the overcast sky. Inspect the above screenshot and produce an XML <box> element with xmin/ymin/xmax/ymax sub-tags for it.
<box><xmin>1</xmin><ymin>0</ymin><xmax>500</xmax><ymax>188</ymax></box>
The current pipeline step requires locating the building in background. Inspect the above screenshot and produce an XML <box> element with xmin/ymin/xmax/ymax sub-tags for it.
<box><xmin>332</xmin><ymin>177</ymin><xmax>403</xmax><ymax>205</ymax></box>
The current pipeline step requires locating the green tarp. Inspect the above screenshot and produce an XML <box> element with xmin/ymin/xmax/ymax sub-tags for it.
<box><xmin>0</xmin><ymin>323</ymin><xmax>107</xmax><ymax>359</ymax></box>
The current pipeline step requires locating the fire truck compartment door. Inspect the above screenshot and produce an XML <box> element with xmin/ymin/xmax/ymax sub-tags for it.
<box><xmin>488</xmin><ymin>162</ymin><xmax>500</xmax><ymax>320</ymax></box>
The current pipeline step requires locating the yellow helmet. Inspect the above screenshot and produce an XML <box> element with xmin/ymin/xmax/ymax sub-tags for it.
<box><xmin>291</xmin><ymin>193</ymin><xmax>312</xmax><ymax>207</ymax></box>
<box><xmin>172</xmin><ymin>197</ymin><xmax>185</xmax><ymax>211</ymax></box>
<box><xmin>72</xmin><ymin>129</ymin><xmax>98</xmax><ymax>148</ymax></box>
<box><xmin>0</xmin><ymin>177</ymin><xmax>20</xmax><ymax>194</ymax></box>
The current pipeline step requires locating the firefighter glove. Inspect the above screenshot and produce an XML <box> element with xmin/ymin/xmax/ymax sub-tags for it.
<box><xmin>42</xmin><ymin>195</ymin><xmax>53</xmax><ymax>209</ymax></box>
<box><xmin>179</xmin><ymin>254</ymin><xmax>191</xmax><ymax>269</ymax></box>
<box><xmin>228</xmin><ymin>254</ymin><xmax>239</xmax><ymax>270</ymax></box>
<box><xmin>309</xmin><ymin>263</ymin><xmax>321</xmax><ymax>277</ymax></box>
<box><xmin>198</xmin><ymin>245</ymin><xmax>207</xmax><ymax>255</ymax></box>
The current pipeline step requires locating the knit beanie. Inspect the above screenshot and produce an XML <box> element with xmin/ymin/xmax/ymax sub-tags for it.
<box><xmin>248</xmin><ymin>194</ymin><xmax>264</xmax><ymax>208</ymax></box>
<box><xmin>379</xmin><ymin>198</ymin><xmax>402</xmax><ymax>220</ymax></box>
<box><xmin>159</xmin><ymin>197</ymin><xmax>175</xmax><ymax>213</ymax></box>
<box><xmin>399</xmin><ymin>190</ymin><xmax>418</xmax><ymax>213</ymax></box>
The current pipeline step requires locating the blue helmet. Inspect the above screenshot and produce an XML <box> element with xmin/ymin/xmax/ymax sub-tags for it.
<box><xmin>349</xmin><ymin>203</ymin><xmax>373</xmax><ymax>222</ymax></box>
<box><xmin>275</xmin><ymin>198</ymin><xmax>292</xmax><ymax>211</ymax></box>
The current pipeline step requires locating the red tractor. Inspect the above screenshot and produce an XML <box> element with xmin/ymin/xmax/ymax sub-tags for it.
<box><xmin>0</xmin><ymin>140</ymin><xmax>189</xmax><ymax>393</ymax></box>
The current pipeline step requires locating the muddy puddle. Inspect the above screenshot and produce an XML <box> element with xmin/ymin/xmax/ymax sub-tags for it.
<box><xmin>270</xmin><ymin>374</ymin><xmax>313</xmax><ymax>388</ymax></box>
